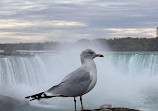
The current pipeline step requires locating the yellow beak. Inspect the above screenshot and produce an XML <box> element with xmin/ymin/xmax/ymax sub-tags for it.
<box><xmin>95</xmin><ymin>54</ymin><xmax>104</xmax><ymax>57</ymax></box>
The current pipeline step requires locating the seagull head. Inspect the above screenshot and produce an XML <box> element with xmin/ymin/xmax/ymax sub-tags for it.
<box><xmin>80</xmin><ymin>49</ymin><xmax>104</xmax><ymax>61</ymax></box>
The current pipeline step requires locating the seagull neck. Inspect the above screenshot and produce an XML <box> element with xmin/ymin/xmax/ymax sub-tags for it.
<box><xmin>81</xmin><ymin>58</ymin><xmax>95</xmax><ymax>66</ymax></box>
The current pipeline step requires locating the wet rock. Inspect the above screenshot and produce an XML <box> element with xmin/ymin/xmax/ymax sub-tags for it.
<box><xmin>0</xmin><ymin>95</ymin><xmax>28</xmax><ymax>111</ymax></box>
<box><xmin>80</xmin><ymin>107</ymin><xmax>140</xmax><ymax>111</ymax></box>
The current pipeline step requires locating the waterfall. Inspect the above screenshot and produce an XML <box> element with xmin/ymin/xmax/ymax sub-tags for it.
<box><xmin>0</xmin><ymin>51</ymin><xmax>158</xmax><ymax>111</ymax></box>
<box><xmin>0</xmin><ymin>52</ymin><xmax>158</xmax><ymax>85</ymax></box>
<box><xmin>0</xmin><ymin>55</ymin><xmax>46</xmax><ymax>85</ymax></box>
<box><xmin>107</xmin><ymin>53</ymin><xmax>158</xmax><ymax>76</ymax></box>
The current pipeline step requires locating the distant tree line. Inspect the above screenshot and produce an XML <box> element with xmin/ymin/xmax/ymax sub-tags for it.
<box><xmin>0</xmin><ymin>37</ymin><xmax>158</xmax><ymax>51</ymax></box>
<box><xmin>0</xmin><ymin>42</ymin><xmax>58</xmax><ymax>51</ymax></box>
<box><xmin>94</xmin><ymin>37</ymin><xmax>158</xmax><ymax>51</ymax></box>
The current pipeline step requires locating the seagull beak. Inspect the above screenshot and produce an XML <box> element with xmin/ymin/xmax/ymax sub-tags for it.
<box><xmin>95</xmin><ymin>54</ymin><xmax>104</xmax><ymax>57</ymax></box>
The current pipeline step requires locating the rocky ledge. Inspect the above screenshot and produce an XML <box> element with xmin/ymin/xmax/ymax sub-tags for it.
<box><xmin>80</xmin><ymin>108</ymin><xmax>140</xmax><ymax>111</ymax></box>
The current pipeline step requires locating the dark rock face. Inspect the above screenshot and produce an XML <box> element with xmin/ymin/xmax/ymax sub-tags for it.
<box><xmin>107</xmin><ymin>108</ymin><xmax>140</xmax><ymax>111</ymax></box>
<box><xmin>0</xmin><ymin>95</ymin><xmax>28</xmax><ymax>111</ymax></box>
<box><xmin>80</xmin><ymin>108</ymin><xmax>140</xmax><ymax>111</ymax></box>
<box><xmin>0</xmin><ymin>95</ymin><xmax>140</xmax><ymax>111</ymax></box>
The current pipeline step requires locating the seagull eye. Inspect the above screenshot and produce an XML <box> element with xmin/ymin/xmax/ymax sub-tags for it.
<box><xmin>89</xmin><ymin>52</ymin><xmax>93</xmax><ymax>54</ymax></box>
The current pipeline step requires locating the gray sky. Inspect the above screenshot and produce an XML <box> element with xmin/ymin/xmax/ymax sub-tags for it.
<box><xmin>0</xmin><ymin>0</ymin><xmax>158</xmax><ymax>43</ymax></box>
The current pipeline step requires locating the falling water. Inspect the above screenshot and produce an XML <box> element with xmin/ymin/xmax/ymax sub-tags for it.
<box><xmin>0</xmin><ymin>51</ymin><xmax>158</xmax><ymax>111</ymax></box>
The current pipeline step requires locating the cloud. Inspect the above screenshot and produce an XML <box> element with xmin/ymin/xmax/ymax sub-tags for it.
<box><xmin>42</xmin><ymin>30</ymin><xmax>92</xmax><ymax>42</ymax></box>
<box><xmin>0</xmin><ymin>19</ymin><xmax>33</xmax><ymax>28</ymax></box>
<box><xmin>105</xmin><ymin>28</ymin><xmax>156</xmax><ymax>38</ymax></box>
<box><xmin>36</xmin><ymin>20</ymin><xmax>87</xmax><ymax>27</ymax></box>
<box><xmin>0</xmin><ymin>19</ymin><xmax>87</xmax><ymax>29</ymax></box>
<box><xmin>0</xmin><ymin>0</ymin><xmax>157</xmax><ymax>43</ymax></box>
<box><xmin>0</xmin><ymin>31</ymin><xmax>46</xmax><ymax>43</ymax></box>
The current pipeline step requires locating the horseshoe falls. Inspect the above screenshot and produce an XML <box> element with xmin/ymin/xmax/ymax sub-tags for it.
<box><xmin>0</xmin><ymin>51</ymin><xmax>158</xmax><ymax>111</ymax></box>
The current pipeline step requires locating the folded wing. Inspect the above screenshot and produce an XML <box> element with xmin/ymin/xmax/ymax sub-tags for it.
<box><xmin>46</xmin><ymin>67</ymin><xmax>92</xmax><ymax>97</ymax></box>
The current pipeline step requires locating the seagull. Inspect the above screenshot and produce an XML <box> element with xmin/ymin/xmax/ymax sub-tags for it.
<box><xmin>25</xmin><ymin>49</ymin><xmax>104</xmax><ymax>111</ymax></box>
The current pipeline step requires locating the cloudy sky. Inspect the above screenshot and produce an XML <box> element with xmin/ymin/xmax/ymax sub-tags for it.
<box><xmin>0</xmin><ymin>0</ymin><xmax>158</xmax><ymax>43</ymax></box>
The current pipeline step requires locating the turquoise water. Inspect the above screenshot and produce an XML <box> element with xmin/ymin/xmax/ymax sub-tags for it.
<box><xmin>0</xmin><ymin>51</ymin><xmax>158</xmax><ymax>111</ymax></box>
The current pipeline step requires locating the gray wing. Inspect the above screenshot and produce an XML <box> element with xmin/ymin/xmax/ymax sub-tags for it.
<box><xmin>46</xmin><ymin>67</ymin><xmax>92</xmax><ymax>97</ymax></box>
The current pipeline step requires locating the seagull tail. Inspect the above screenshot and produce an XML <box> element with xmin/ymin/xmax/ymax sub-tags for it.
<box><xmin>25</xmin><ymin>92</ymin><xmax>54</xmax><ymax>101</ymax></box>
